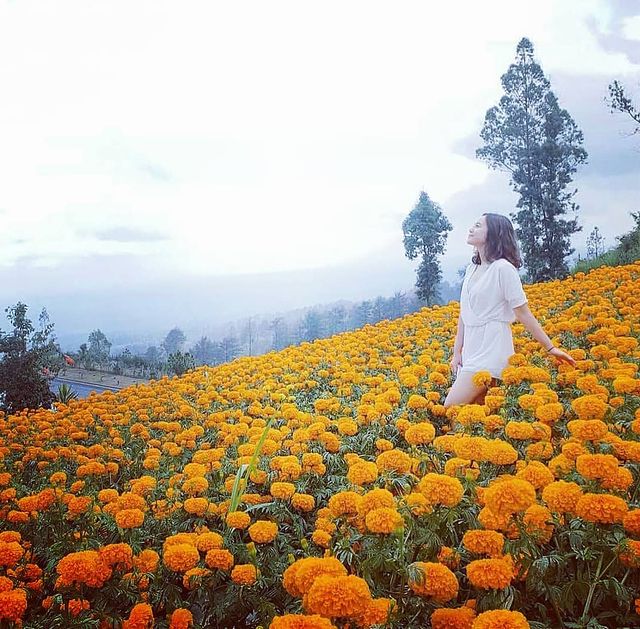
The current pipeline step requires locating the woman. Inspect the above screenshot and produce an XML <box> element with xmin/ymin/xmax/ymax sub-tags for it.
<box><xmin>443</xmin><ymin>213</ymin><xmax>576</xmax><ymax>408</ymax></box>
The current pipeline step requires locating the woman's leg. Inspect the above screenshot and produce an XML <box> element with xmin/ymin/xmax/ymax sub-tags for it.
<box><xmin>443</xmin><ymin>370</ymin><xmax>488</xmax><ymax>408</ymax></box>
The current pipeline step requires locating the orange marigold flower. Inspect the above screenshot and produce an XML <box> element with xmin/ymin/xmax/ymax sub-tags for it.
<box><xmin>416</xmin><ymin>473</ymin><xmax>463</xmax><ymax>507</ymax></box>
<box><xmin>523</xmin><ymin>505</ymin><xmax>554</xmax><ymax>543</ymax></box>
<box><xmin>618</xmin><ymin>539</ymin><xmax>640</xmax><ymax>568</ymax></box>
<box><xmin>248</xmin><ymin>520</ymin><xmax>278</xmax><ymax>544</ymax></box>
<box><xmin>405</xmin><ymin>422</ymin><xmax>436</xmax><ymax>445</ymax></box>
<box><xmin>269</xmin><ymin>614</ymin><xmax>336</xmax><ymax>629</ymax></box>
<box><xmin>122</xmin><ymin>602</ymin><xmax>153</xmax><ymax>629</ymax></box>
<box><xmin>328</xmin><ymin>491</ymin><xmax>362</xmax><ymax>518</ymax></box>
<box><xmin>431</xmin><ymin>606</ymin><xmax>476</xmax><ymax>629</ymax></box>
<box><xmin>163</xmin><ymin>544</ymin><xmax>200</xmax><ymax>573</ymax></box>
<box><xmin>357</xmin><ymin>488</ymin><xmax>395</xmax><ymax>517</ymax></box>
<box><xmin>283</xmin><ymin>557</ymin><xmax>347</xmax><ymax>598</ymax></box>
<box><xmin>575</xmin><ymin>453</ymin><xmax>618</xmax><ymax>480</ymax></box>
<box><xmin>623</xmin><ymin>509</ymin><xmax>640</xmax><ymax>537</ymax></box>
<box><xmin>196</xmin><ymin>532</ymin><xmax>223</xmax><ymax>552</ymax></box>
<box><xmin>347</xmin><ymin>461</ymin><xmax>379</xmax><ymax>486</ymax></box>
<box><xmin>0</xmin><ymin>542</ymin><xmax>24</xmax><ymax>568</ymax></box>
<box><xmin>99</xmin><ymin>543</ymin><xmax>134</xmax><ymax>571</ymax></box>
<box><xmin>225</xmin><ymin>510</ymin><xmax>251</xmax><ymax>529</ymax></box>
<box><xmin>133</xmin><ymin>549</ymin><xmax>160</xmax><ymax>573</ymax></box>
<box><xmin>462</xmin><ymin>530</ymin><xmax>504</xmax><ymax>558</ymax></box>
<box><xmin>115</xmin><ymin>508</ymin><xmax>145</xmax><ymax>529</ymax></box>
<box><xmin>355</xmin><ymin>597</ymin><xmax>393</xmax><ymax>628</ymax></box>
<box><xmin>305</xmin><ymin>574</ymin><xmax>371</xmax><ymax>619</ymax></box>
<box><xmin>408</xmin><ymin>561</ymin><xmax>459</xmax><ymax>602</ymax></box>
<box><xmin>437</xmin><ymin>546</ymin><xmax>461</xmax><ymax>570</ymax></box>
<box><xmin>466</xmin><ymin>556</ymin><xmax>514</xmax><ymax>590</ymax></box>
<box><xmin>231</xmin><ymin>563</ymin><xmax>257</xmax><ymax>585</ymax></box>
<box><xmin>183</xmin><ymin>497</ymin><xmax>209</xmax><ymax>516</ymax></box>
<box><xmin>472</xmin><ymin>609</ymin><xmax>530</xmax><ymax>628</ymax></box>
<box><xmin>0</xmin><ymin>588</ymin><xmax>27</xmax><ymax>622</ymax></box>
<box><xmin>270</xmin><ymin>482</ymin><xmax>296</xmax><ymax>500</ymax></box>
<box><xmin>205</xmin><ymin>549</ymin><xmax>234</xmax><ymax>571</ymax></box>
<box><xmin>291</xmin><ymin>493</ymin><xmax>316</xmax><ymax>512</ymax></box>
<box><xmin>575</xmin><ymin>493</ymin><xmax>628</xmax><ymax>524</ymax></box>
<box><xmin>365</xmin><ymin>507</ymin><xmax>404</xmax><ymax>534</ymax></box>
<box><xmin>515</xmin><ymin>461</ymin><xmax>554</xmax><ymax>489</ymax></box>
<box><xmin>484</xmin><ymin>479</ymin><xmax>536</xmax><ymax>516</ymax></box>
<box><xmin>169</xmin><ymin>608</ymin><xmax>193</xmax><ymax>629</ymax></box>
<box><xmin>56</xmin><ymin>550</ymin><xmax>112</xmax><ymax>588</ymax></box>
<box><xmin>375</xmin><ymin>449</ymin><xmax>412</xmax><ymax>474</ymax></box>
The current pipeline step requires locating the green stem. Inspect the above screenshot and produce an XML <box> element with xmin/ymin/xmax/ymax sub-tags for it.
<box><xmin>582</xmin><ymin>553</ymin><xmax>603</xmax><ymax>621</ymax></box>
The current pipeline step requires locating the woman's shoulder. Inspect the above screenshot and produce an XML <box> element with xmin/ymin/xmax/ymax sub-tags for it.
<box><xmin>492</xmin><ymin>257</ymin><xmax>519</xmax><ymax>271</ymax></box>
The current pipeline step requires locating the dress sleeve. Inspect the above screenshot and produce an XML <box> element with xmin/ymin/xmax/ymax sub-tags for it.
<box><xmin>498</xmin><ymin>261</ymin><xmax>528</xmax><ymax>309</ymax></box>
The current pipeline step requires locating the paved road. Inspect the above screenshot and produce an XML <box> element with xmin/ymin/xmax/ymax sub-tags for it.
<box><xmin>50</xmin><ymin>377</ymin><xmax>120</xmax><ymax>399</ymax></box>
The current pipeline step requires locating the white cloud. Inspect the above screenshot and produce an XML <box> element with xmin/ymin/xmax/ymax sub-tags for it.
<box><xmin>0</xmin><ymin>0</ymin><xmax>637</xmax><ymax>277</ymax></box>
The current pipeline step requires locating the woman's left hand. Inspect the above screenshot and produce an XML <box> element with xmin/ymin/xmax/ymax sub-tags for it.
<box><xmin>548</xmin><ymin>347</ymin><xmax>577</xmax><ymax>367</ymax></box>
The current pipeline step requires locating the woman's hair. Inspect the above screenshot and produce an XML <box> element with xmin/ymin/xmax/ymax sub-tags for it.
<box><xmin>472</xmin><ymin>212</ymin><xmax>523</xmax><ymax>268</ymax></box>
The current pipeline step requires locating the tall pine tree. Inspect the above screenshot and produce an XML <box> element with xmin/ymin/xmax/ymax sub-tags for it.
<box><xmin>402</xmin><ymin>191</ymin><xmax>452</xmax><ymax>306</ymax></box>
<box><xmin>477</xmin><ymin>38</ymin><xmax>587</xmax><ymax>282</ymax></box>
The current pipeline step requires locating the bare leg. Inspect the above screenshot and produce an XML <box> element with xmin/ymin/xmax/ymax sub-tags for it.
<box><xmin>443</xmin><ymin>370</ymin><xmax>488</xmax><ymax>408</ymax></box>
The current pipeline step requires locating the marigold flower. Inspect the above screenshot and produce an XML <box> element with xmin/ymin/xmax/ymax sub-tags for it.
<box><xmin>347</xmin><ymin>461</ymin><xmax>379</xmax><ymax>486</ymax></box>
<box><xmin>462</xmin><ymin>530</ymin><xmax>504</xmax><ymax>557</ymax></box>
<box><xmin>283</xmin><ymin>557</ymin><xmax>347</xmax><ymax>597</ymax></box>
<box><xmin>623</xmin><ymin>509</ymin><xmax>640</xmax><ymax>537</ymax></box>
<box><xmin>408</xmin><ymin>561</ymin><xmax>459</xmax><ymax>602</ymax></box>
<box><xmin>305</xmin><ymin>574</ymin><xmax>371</xmax><ymax>618</ymax></box>
<box><xmin>472</xmin><ymin>609</ymin><xmax>530</xmax><ymax>628</ymax></box>
<box><xmin>205</xmin><ymin>549</ymin><xmax>234</xmax><ymax>571</ymax></box>
<box><xmin>122</xmin><ymin>602</ymin><xmax>153</xmax><ymax>629</ymax></box>
<box><xmin>365</xmin><ymin>507</ymin><xmax>404</xmax><ymax>534</ymax></box>
<box><xmin>417</xmin><ymin>473</ymin><xmax>463</xmax><ymax>507</ymax></box>
<box><xmin>231</xmin><ymin>563</ymin><xmax>257</xmax><ymax>585</ymax></box>
<box><xmin>99</xmin><ymin>543</ymin><xmax>134</xmax><ymax>571</ymax></box>
<box><xmin>570</xmin><ymin>395</ymin><xmax>609</xmax><ymax>421</ymax></box>
<box><xmin>133</xmin><ymin>549</ymin><xmax>160</xmax><ymax>573</ymax></box>
<box><xmin>56</xmin><ymin>550</ymin><xmax>112</xmax><ymax>588</ymax></box>
<box><xmin>0</xmin><ymin>588</ymin><xmax>27</xmax><ymax>622</ymax></box>
<box><xmin>270</xmin><ymin>482</ymin><xmax>296</xmax><ymax>500</ymax></box>
<box><xmin>357</xmin><ymin>488</ymin><xmax>395</xmax><ymax>517</ymax></box>
<box><xmin>575</xmin><ymin>493</ymin><xmax>628</xmax><ymax>524</ymax></box>
<box><xmin>405</xmin><ymin>422</ymin><xmax>436</xmax><ymax>445</ymax></box>
<box><xmin>163</xmin><ymin>544</ymin><xmax>200</xmax><ymax>573</ymax></box>
<box><xmin>226</xmin><ymin>511</ymin><xmax>251</xmax><ymax>529</ymax></box>
<box><xmin>115</xmin><ymin>508</ymin><xmax>145</xmax><ymax>529</ymax></box>
<box><xmin>523</xmin><ymin>504</ymin><xmax>554</xmax><ymax>543</ymax></box>
<box><xmin>437</xmin><ymin>546</ymin><xmax>461</xmax><ymax>570</ymax></box>
<box><xmin>292</xmin><ymin>493</ymin><xmax>316</xmax><ymax>512</ymax></box>
<box><xmin>169</xmin><ymin>608</ymin><xmax>194</xmax><ymax>629</ymax></box>
<box><xmin>0</xmin><ymin>542</ymin><xmax>24</xmax><ymax>568</ymax></box>
<box><xmin>466</xmin><ymin>556</ymin><xmax>514</xmax><ymax>590</ymax></box>
<box><xmin>269</xmin><ymin>614</ymin><xmax>336</xmax><ymax>629</ymax></box>
<box><xmin>183</xmin><ymin>497</ymin><xmax>209</xmax><ymax>516</ymax></box>
<box><xmin>431</xmin><ymin>606</ymin><xmax>476</xmax><ymax>629</ymax></box>
<box><xmin>355</xmin><ymin>597</ymin><xmax>393</xmax><ymax>628</ymax></box>
<box><xmin>248</xmin><ymin>520</ymin><xmax>278</xmax><ymax>544</ymax></box>
<box><xmin>484</xmin><ymin>479</ymin><xmax>536</xmax><ymax>516</ymax></box>
<box><xmin>328</xmin><ymin>491</ymin><xmax>363</xmax><ymax>518</ymax></box>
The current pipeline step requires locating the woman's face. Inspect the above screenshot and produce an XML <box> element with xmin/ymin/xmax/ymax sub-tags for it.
<box><xmin>467</xmin><ymin>215</ymin><xmax>487</xmax><ymax>248</ymax></box>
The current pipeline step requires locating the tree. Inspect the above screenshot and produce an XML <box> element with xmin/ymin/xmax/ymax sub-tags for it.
<box><xmin>300</xmin><ymin>310</ymin><xmax>323</xmax><ymax>342</ymax></box>
<box><xmin>86</xmin><ymin>329</ymin><xmax>112</xmax><ymax>368</ymax></box>
<box><xmin>607</xmin><ymin>80</ymin><xmax>640</xmax><ymax>136</ymax></box>
<box><xmin>0</xmin><ymin>302</ymin><xmax>63</xmax><ymax>412</ymax></box>
<box><xmin>586</xmin><ymin>227</ymin><xmax>606</xmax><ymax>260</ymax></box>
<box><xmin>477</xmin><ymin>37</ymin><xmax>587</xmax><ymax>283</ymax></box>
<box><xmin>167</xmin><ymin>351</ymin><xmax>195</xmax><ymax>377</ymax></box>
<box><xmin>219</xmin><ymin>336</ymin><xmax>241</xmax><ymax>363</ymax></box>
<box><xmin>192</xmin><ymin>336</ymin><xmax>217</xmax><ymax>366</ymax></box>
<box><xmin>240</xmin><ymin>318</ymin><xmax>255</xmax><ymax>356</ymax></box>
<box><xmin>162</xmin><ymin>327</ymin><xmax>186</xmax><ymax>356</ymax></box>
<box><xmin>402</xmin><ymin>190</ymin><xmax>453</xmax><ymax>305</ymax></box>
<box><xmin>269</xmin><ymin>317</ymin><xmax>289</xmax><ymax>351</ymax></box>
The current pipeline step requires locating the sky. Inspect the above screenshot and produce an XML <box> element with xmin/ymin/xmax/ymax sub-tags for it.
<box><xmin>0</xmin><ymin>0</ymin><xmax>639</xmax><ymax>342</ymax></box>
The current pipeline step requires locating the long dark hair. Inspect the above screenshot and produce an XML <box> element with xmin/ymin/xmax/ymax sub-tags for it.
<box><xmin>471</xmin><ymin>213</ymin><xmax>523</xmax><ymax>268</ymax></box>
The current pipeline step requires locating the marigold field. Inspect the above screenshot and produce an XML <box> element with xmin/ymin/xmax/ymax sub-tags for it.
<box><xmin>1</xmin><ymin>262</ymin><xmax>640</xmax><ymax>629</ymax></box>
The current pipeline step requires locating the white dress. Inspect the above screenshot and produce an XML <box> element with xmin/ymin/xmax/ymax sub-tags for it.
<box><xmin>458</xmin><ymin>258</ymin><xmax>528</xmax><ymax>380</ymax></box>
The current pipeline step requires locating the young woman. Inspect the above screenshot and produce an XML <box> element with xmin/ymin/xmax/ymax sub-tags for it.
<box><xmin>444</xmin><ymin>213</ymin><xmax>576</xmax><ymax>408</ymax></box>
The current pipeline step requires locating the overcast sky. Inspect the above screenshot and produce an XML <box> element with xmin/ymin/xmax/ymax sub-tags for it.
<box><xmin>0</xmin><ymin>0</ymin><xmax>639</xmax><ymax>338</ymax></box>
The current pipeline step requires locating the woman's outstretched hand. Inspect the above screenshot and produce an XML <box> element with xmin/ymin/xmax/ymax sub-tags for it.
<box><xmin>548</xmin><ymin>347</ymin><xmax>577</xmax><ymax>367</ymax></box>
<box><xmin>450</xmin><ymin>350</ymin><xmax>462</xmax><ymax>375</ymax></box>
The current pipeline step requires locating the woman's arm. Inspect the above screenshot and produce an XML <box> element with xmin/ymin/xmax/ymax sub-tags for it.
<box><xmin>513</xmin><ymin>303</ymin><xmax>576</xmax><ymax>366</ymax></box>
<box><xmin>453</xmin><ymin>313</ymin><xmax>464</xmax><ymax>355</ymax></box>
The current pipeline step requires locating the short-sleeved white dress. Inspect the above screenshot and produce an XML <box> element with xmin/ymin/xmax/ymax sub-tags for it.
<box><xmin>458</xmin><ymin>258</ymin><xmax>528</xmax><ymax>380</ymax></box>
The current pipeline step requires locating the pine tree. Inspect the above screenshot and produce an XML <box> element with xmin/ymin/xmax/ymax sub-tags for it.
<box><xmin>402</xmin><ymin>191</ymin><xmax>452</xmax><ymax>305</ymax></box>
<box><xmin>477</xmin><ymin>37</ymin><xmax>587</xmax><ymax>282</ymax></box>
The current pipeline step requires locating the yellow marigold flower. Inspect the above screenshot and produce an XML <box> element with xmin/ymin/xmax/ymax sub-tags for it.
<box><xmin>444</xmin><ymin>458</ymin><xmax>479</xmax><ymax>480</ymax></box>
<box><xmin>231</xmin><ymin>563</ymin><xmax>257</xmax><ymax>586</ymax></box>
<box><xmin>328</xmin><ymin>491</ymin><xmax>363</xmax><ymax>518</ymax></box>
<box><xmin>416</xmin><ymin>473</ymin><xmax>463</xmax><ymax>507</ymax></box>
<box><xmin>613</xmin><ymin>375</ymin><xmax>638</xmax><ymax>394</ymax></box>
<box><xmin>408</xmin><ymin>561</ymin><xmax>458</xmax><ymax>602</ymax></box>
<box><xmin>365</xmin><ymin>507</ymin><xmax>404</xmax><ymax>534</ymax></box>
<box><xmin>484</xmin><ymin>479</ymin><xmax>536</xmax><ymax>516</ymax></box>
<box><xmin>375</xmin><ymin>449</ymin><xmax>412</xmax><ymax>474</ymax></box>
<box><xmin>226</xmin><ymin>511</ymin><xmax>251</xmax><ymax>529</ymax></box>
<box><xmin>270</xmin><ymin>482</ymin><xmax>296</xmax><ymax>500</ymax></box>
<box><xmin>182</xmin><ymin>476</ymin><xmax>208</xmax><ymax>496</ymax></box>
<box><xmin>248</xmin><ymin>520</ymin><xmax>278</xmax><ymax>544</ymax></box>
<box><xmin>405</xmin><ymin>422</ymin><xmax>436</xmax><ymax>445</ymax></box>
<box><xmin>407</xmin><ymin>394</ymin><xmax>429</xmax><ymax>410</ymax></box>
<box><xmin>375</xmin><ymin>438</ymin><xmax>394</xmax><ymax>451</ymax></box>
<box><xmin>269</xmin><ymin>614</ymin><xmax>336</xmax><ymax>629</ymax></box>
<box><xmin>453</xmin><ymin>436</ymin><xmax>490</xmax><ymax>462</ymax></box>
<box><xmin>601</xmin><ymin>466</ymin><xmax>633</xmax><ymax>492</ymax></box>
<box><xmin>305</xmin><ymin>574</ymin><xmax>371</xmax><ymax>619</ymax></box>
<box><xmin>466</xmin><ymin>555</ymin><xmax>514</xmax><ymax>590</ymax></box>
<box><xmin>337</xmin><ymin>419</ymin><xmax>358</xmax><ymax>436</ymax></box>
<box><xmin>115</xmin><ymin>508</ymin><xmax>145</xmax><ymax>529</ymax></box>
<box><xmin>462</xmin><ymin>530</ymin><xmax>504</xmax><ymax>557</ymax></box>
<box><xmin>575</xmin><ymin>493</ymin><xmax>628</xmax><ymax>524</ymax></box>
<box><xmin>567</xmin><ymin>419</ymin><xmax>609</xmax><ymax>442</ymax></box>
<box><xmin>471</xmin><ymin>370</ymin><xmax>492</xmax><ymax>387</ymax></box>
<box><xmin>0</xmin><ymin>588</ymin><xmax>27</xmax><ymax>622</ymax></box>
<box><xmin>487</xmin><ymin>441</ymin><xmax>519</xmax><ymax>465</ymax></box>
<box><xmin>291</xmin><ymin>493</ymin><xmax>315</xmax><ymax>512</ymax></box>
<box><xmin>346</xmin><ymin>461</ymin><xmax>378</xmax><ymax>486</ymax></box>
<box><xmin>204</xmin><ymin>549</ymin><xmax>234</xmax><ymax>571</ymax></box>
<box><xmin>534</xmin><ymin>402</ymin><xmax>564</xmax><ymax>424</ymax></box>
<box><xmin>169</xmin><ymin>608</ymin><xmax>194</xmax><ymax>629</ymax></box>
<box><xmin>430</xmin><ymin>606</ymin><xmax>476</xmax><ymax>629</ymax></box>
<box><xmin>541</xmin><ymin>480</ymin><xmax>583</xmax><ymax>514</ymax></box>
<box><xmin>163</xmin><ymin>544</ymin><xmax>200</xmax><ymax>573</ymax></box>
<box><xmin>472</xmin><ymin>609</ymin><xmax>530</xmax><ymax>628</ymax></box>
<box><xmin>283</xmin><ymin>557</ymin><xmax>347</xmax><ymax>598</ymax></box>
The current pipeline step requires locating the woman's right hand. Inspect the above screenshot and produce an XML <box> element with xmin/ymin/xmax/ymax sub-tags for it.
<box><xmin>450</xmin><ymin>350</ymin><xmax>462</xmax><ymax>375</ymax></box>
